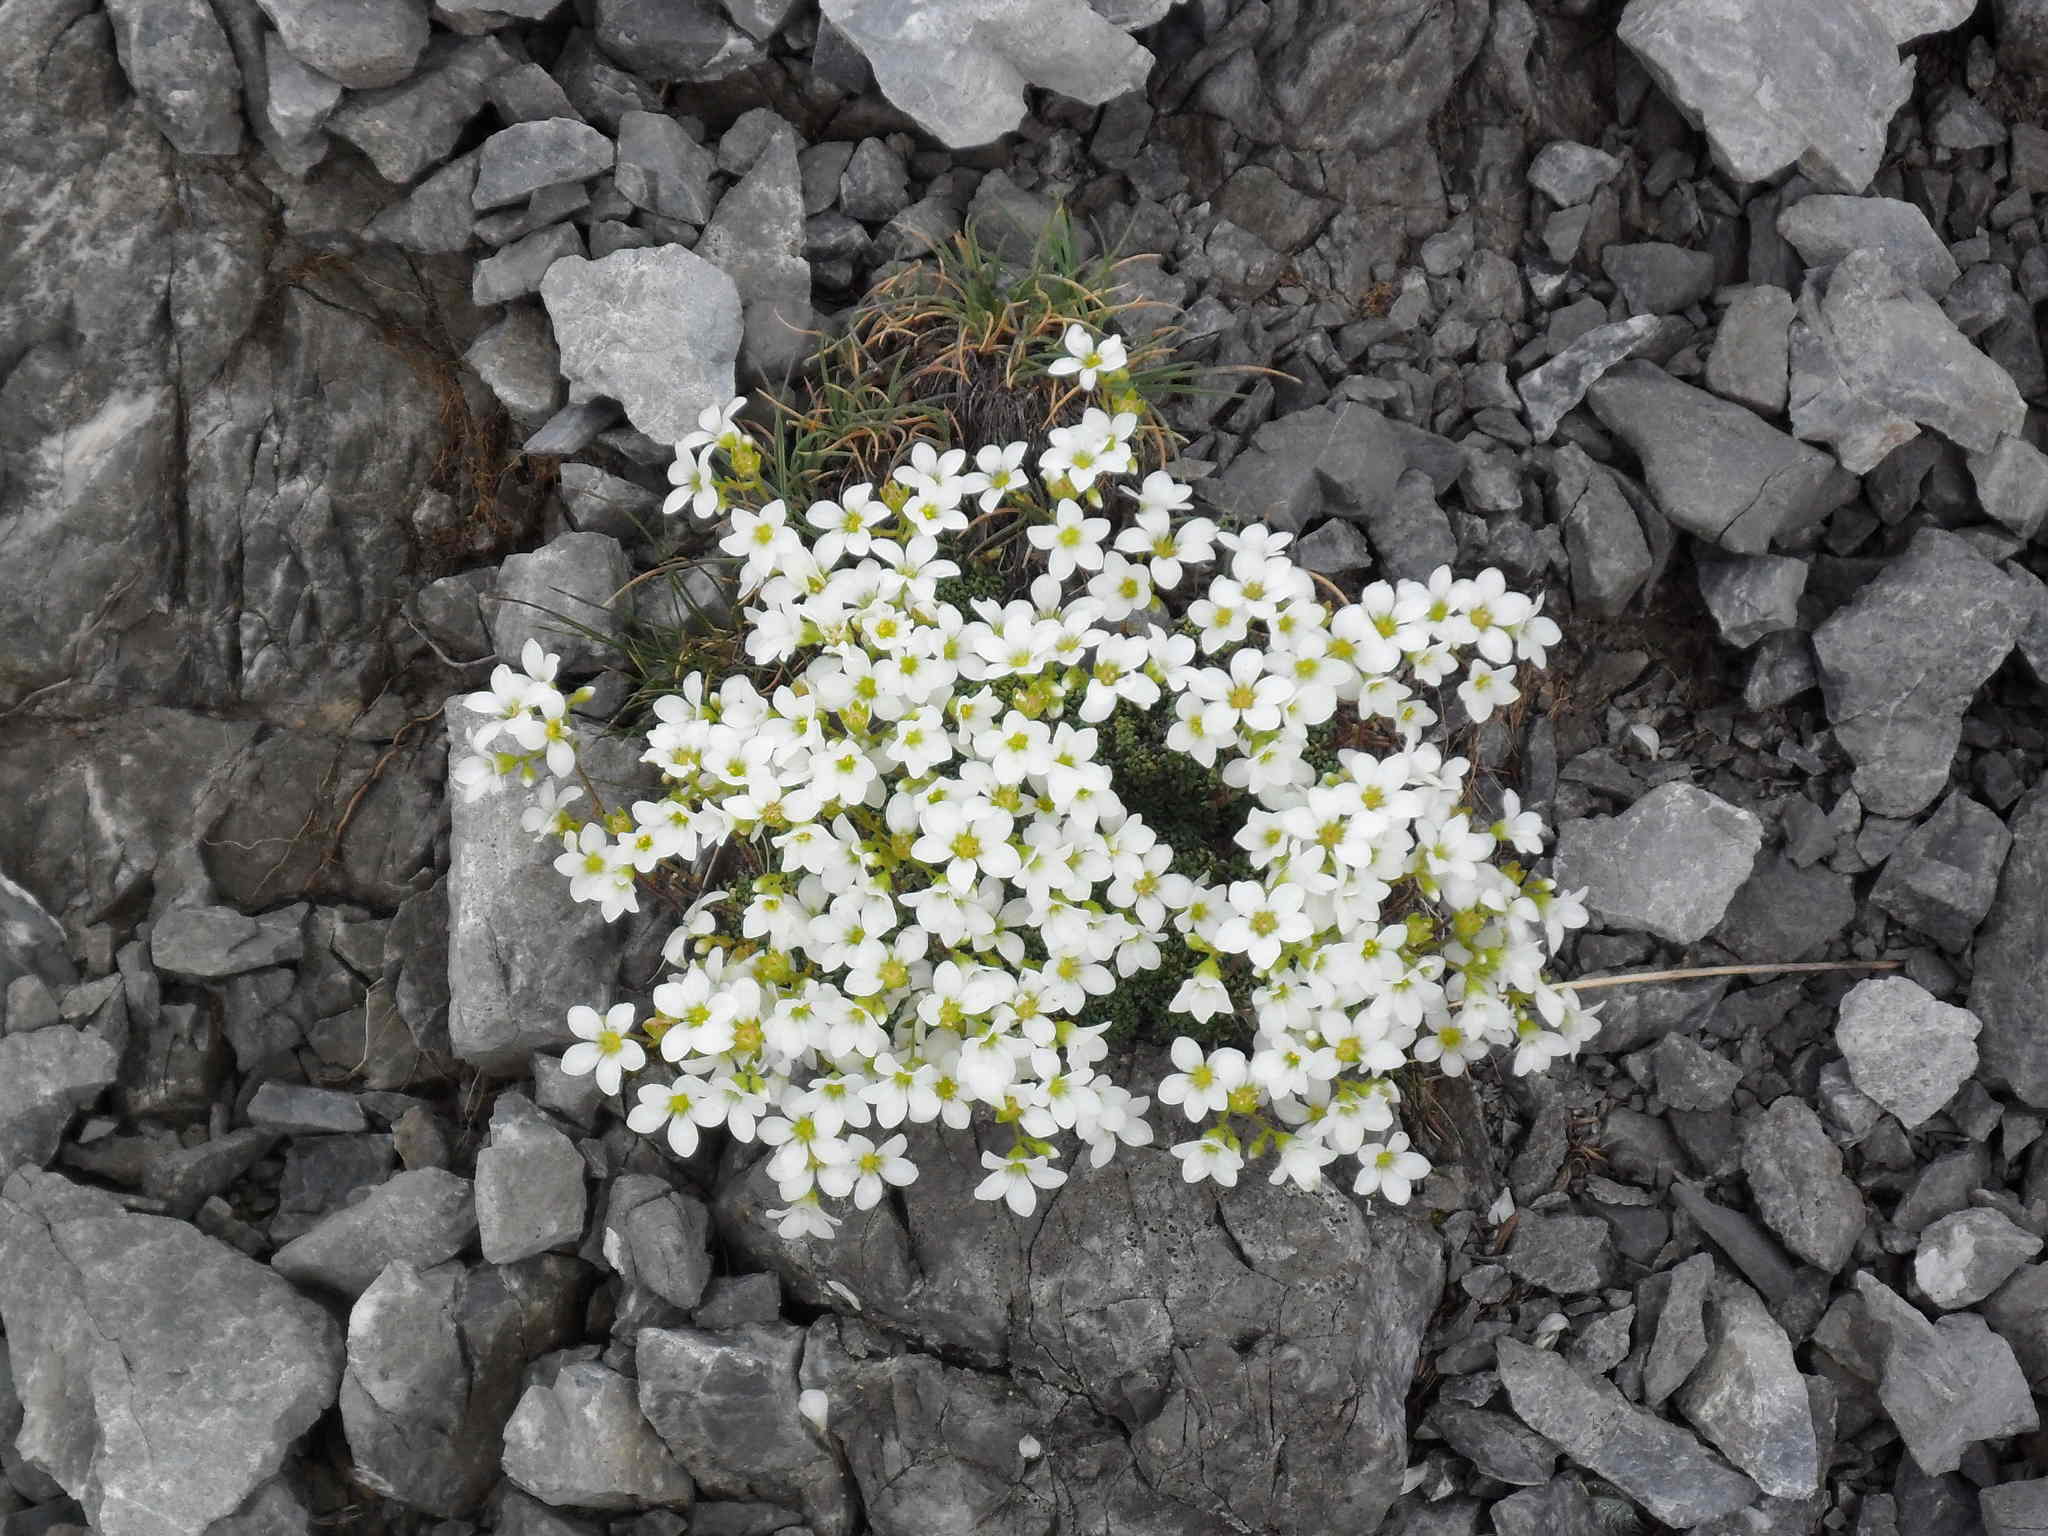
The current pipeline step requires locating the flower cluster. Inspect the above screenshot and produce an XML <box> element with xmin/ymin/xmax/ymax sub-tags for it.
<box><xmin>452</xmin><ymin>326</ymin><xmax>1595</xmax><ymax>1238</ymax></box>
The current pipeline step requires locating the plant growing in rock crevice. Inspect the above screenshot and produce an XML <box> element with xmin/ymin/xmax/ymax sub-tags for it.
<box><xmin>453</xmin><ymin>317</ymin><xmax>1597</xmax><ymax>1235</ymax></box>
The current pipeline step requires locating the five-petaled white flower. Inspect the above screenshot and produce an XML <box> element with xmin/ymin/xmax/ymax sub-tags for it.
<box><xmin>1047</xmin><ymin>323</ymin><xmax>1128</xmax><ymax>391</ymax></box>
<box><xmin>562</xmin><ymin>1003</ymin><xmax>646</xmax><ymax>1097</ymax></box>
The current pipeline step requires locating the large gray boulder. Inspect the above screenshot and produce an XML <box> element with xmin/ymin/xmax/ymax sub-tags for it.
<box><xmin>820</xmin><ymin>0</ymin><xmax>1157</xmax><ymax>148</ymax></box>
<box><xmin>1586</xmin><ymin>362</ymin><xmax>1856</xmax><ymax>552</ymax></box>
<box><xmin>1973</xmin><ymin>786</ymin><xmax>2048</xmax><ymax>1109</ymax></box>
<box><xmin>1812</xmin><ymin>528</ymin><xmax>2025</xmax><ymax>818</ymax></box>
<box><xmin>541</xmin><ymin>246</ymin><xmax>742</xmax><ymax>447</ymax></box>
<box><xmin>1617</xmin><ymin>0</ymin><xmax>1972</xmax><ymax>192</ymax></box>
<box><xmin>1553</xmin><ymin>783</ymin><xmax>1763</xmax><ymax>944</ymax></box>
<box><xmin>0</xmin><ymin>1168</ymin><xmax>342</xmax><ymax>1536</ymax></box>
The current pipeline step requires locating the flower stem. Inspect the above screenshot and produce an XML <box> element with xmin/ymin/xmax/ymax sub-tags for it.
<box><xmin>1558</xmin><ymin>959</ymin><xmax>1903</xmax><ymax>992</ymax></box>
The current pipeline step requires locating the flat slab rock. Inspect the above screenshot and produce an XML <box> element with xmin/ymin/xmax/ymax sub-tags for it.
<box><xmin>1553</xmin><ymin>782</ymin><xmax>1763</xmax><ymax>944</ymax></box>
<box><xmin>1496</xmin><ymin>1337</ymin><xmax>1758</xmax><ymax>1528</ymax></box>
<box><xmin>1836</xmin><ymin>976</ymin><xmax>1980</xmax><ymax>1127</ymax></box>
<box><xmin>0</xmin><ymin>1168</ymin><xmax>343</xmax><ymax>1536</ymax></box>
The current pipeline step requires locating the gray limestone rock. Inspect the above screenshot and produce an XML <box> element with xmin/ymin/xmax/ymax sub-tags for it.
<box><xmin>838</xmin><ymin>137</ymin><xmax>909</xmax><ymax>223</ymax></box>
<box><xmin>0</xmin><ymin>1029</ymin><xmax>120</xmax><ymax>1178</ymax></box>
<box><xmin>594</xmin><ymin>0</ymin><xmax>764</xmax><ymax>82</ymax></box>
<box><xmin>1603</xmin><ymin>242</ymin><xmax>1718</xmax><ymax>317</ymax></box>
<box><xmin>1519</xmin><ymin>314</ymin><xmax>1684</xmax><ymax>442</ymax></box>
<box><xmin>820</xmin><ymin>0</ymin><xmax>1156</xmax><ymax>148</ymax></box>
<box><xmin>1837</xmin><ymin>977</ymin><xmax>1979</xmax><ymax>1128</ymax></box>
<box><xmin>1615</xmin><ymin>0</ymin><xmax>1935</xmax><ymax>193</ymax></box>
<box><xmin>264</xmin><ymin>40</ymin><xmax>342</xmax><ymax>140</ymax></box>
<box><xmin>1676</xmin><ymin>1277</ymin><xmax>1818</xmax><ymax>1499</ymax></box>
<box><xmin>503</xmin><ymin>1356</ymin><xmax>695</xmax><ymax>1511</ymax></box>
<box><xmin>1705</xmin><ymin>286</ymin><xmax>1794</xmax><ymax>416</ymax></box>
<box><xmin>105</xmin><ymin>0</ymin><xmax>243</xmax><ymax>155</ymax></box>
<box><xmin>1974</xmin><ymin>786</ymin><xmax>2048</xmax><ymax>1108</ymax></box>
<box><xmin>1641</xmin><ymin>1251</ymin><xmax>1716</xmax><ymax>1407</ymax></box>
<box><xmin>1997</xmin><ymin>0</ymin><xmax>2048</xmax><ymax>74</ymax></box>
<box><xmin>341</xmin><ymin>1254</ymin><xmax>586</xmax><ymax>1517</ymax></box>
<box><xmin>327</xmin><ymin>34</ymin><xmax>515</xmax><ymax>183</ymax></box>
<box><xmin>696</xmin><ymin>127</ymin><xmax>812</xmax><ymax>385</ymax></box>
<box><xmin>1870</xmin><ymin>793</ymin><xmax>2013</xmax><ymax>952</ymax></box>
<box><xmin>1791</xmin><ymin>250</ymin><xmax>2027</xmax><ymax>472</ymax></box>
<box><xmin>1586</xmin><ymin>361</ymin><xmax>1856</xmax><ymax>553</ymax></box>
<box><xmin>365</xmin><ymin>153</ymin><xmax>478</xmax><ymax>252</ymax></box>
<box><xmin>1983</xmin><ymin>1265</ymin><xmax>2048</xmax><ymax>1388</ymax></box>
<box><xmin>488</xmin><ymin>531</ymin><xmax>630</xmax><ymax>677</ymax></box>
<box><xmin>487</xmin><ymin>61</ymin><xmax>581</xmax><ymax>123</ymax></box>
<box><xmin>1854</xmin><ymin>1273</ymin><xmax>2038</xmax><ymax>1474</ymax></box>
<box><xmin>637</xmin><ymin>1325</ymin><xmax>854</xmax><ymax>1535</ymax></box>
<box><xmin>0</xmin><ymin>1168</ymin><xmax>342</xmax><ymax>1536</ymax></box>
<box><xmin>1968</xmin><ymin>432</ymin><xmax>2048</xmax><ymax>541</ymax></box>
<box><xmin>1363</xmin><ymin>469</ymin><xmax>1457</xmax><ymax>584</ymax></box>
<box><xmin>614</xmin><ymin>110</ymin><xmax>715</xmax><ymax>223</ymax></box>
<box><xmin>542</xmin><ymin>246</ymin><xmax>743</xmax><ymax>446</ymax></box>
<box><xmin>1777</xmin><ymin>195</ymin><xmax>1960</xmax><ymax>295</ymax></box>
<box><xmin>150</xmin><ymin>903</ymin><xmax>306</xmax><ymax>980</ymax></box>
<box><xmin>1528</xmin><ymin>140</ymin><xmax>1622</xmax><ymax>206</ymax></box>
<box><xmin>1915</xmin><ymin>1209</ymin><xmax>2043</xmax><ymax>1310</ymax></box>
<box><xmin>1292</xmin><ymin>518</ymin><xmax>1376</xmax><ymax>576</ymax></box>
<box><xmin>1696</xmin><ymin>555</ymin><xmax>1806</xmax><ymax>648</ymax></box>
<box><xmin>1740</xmin><ymin>1097</ymin><xmax>1863</xmax><ymax>1272</ymax></box>
<box><xmin>1983</xmin><ymin>1480</ymin><xmax>2048</xmax><ymax>1536</ymax></box>
<box><xmin>445</xmin><ymin>726</ymin><xmax>647</xmax><ymax>1073</ymax></box>
<box><xmin>602</xmin><ymin>1175</ymin><xmax>713</xmax><ymax>1315</ymax></box>
<box><xmin>1203</xmin><ymin>400</ymin><xmax>1467</xmax><ymax>536</ymax></box>
<box><xmin>1653</xmin><ymin>1035</ymin><xmax>1742</xmax><ymax>1112</ymax></box>
<box><xmin>1813</xmin><ymin>528</ymin><xmax>2025</xmax><ymax>818</ymax></box>
<box><xmin>1429</xmin><ymin>1406</ymin><xmax>1559</xmax><ymax>1487</ymax></box>
<box><xmin>475</xmin><ymin>1093</ymin><xmax>586</xmax><ymax>1265</ymax></box>
<box><xmin>0</xmin><ymin>874</ymin><xmax>73</xmax><ymax>997</ymax></box>
<box><xmin>465</xmin><ymin>306</ymin><xmax>565</xmax><ymax>430</ymax></box>
<box><xmin>248</xmin><ymin>1082</ymin><xmax>366</xmax><ymax>1135</ymax></box>
<box><xmin>473</xmin><ymin>120</ymin><xmax>614</xmax><ymax>211</ymax></box>
<box><xmin>256</xmin><ymin>0</ymin><xmax>431</xmax><ymax>88</ymax></box>
<box><xmin>271</xmin><ymin>1167</ymin><xmax>478</xmax><ymax>1298</ymax></box>
<box><xmin>1553</xmin><ymin>783</ymin><xmax>1763</xmax><ymax>944</ymax></box>
<box><xmin>473</xmin><ymin>221</ymin><xmax>584</xmax><ymax>306</ymax></box>
<box><xmin>1496</xmin><ymin>1338</ymin><xmax>1758</xmax><ymax>1528</ymax></box>
<box><xmin>1505</xmin><ymin>1213</ymin><xmax>1616</xmax><ymax>1296</ymax></box>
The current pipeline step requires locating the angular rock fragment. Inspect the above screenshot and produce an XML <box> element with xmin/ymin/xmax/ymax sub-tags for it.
<box><xmin>614</xmin><ymin>110</ymin><xmax>715</xmax><ymax>222</ymax></box>
<box><xmin>150</xmin><ymin>903</ymin><xmax>305</xmax><ymax>980</ymax></box>
<box><xmin>257</xmin><ymin>0</ymin><xmax>431</xmax><ymax>88</ymax></box>
<box><xmin>1969</xmin><ymin>432</ymin><xmax>2048</xmax><ymax>541</ymax></box>
<box><xmin>1705</xmin><ymin>286</ymin><xmax>1794</xmax><ymax>416</ymax></box>
<box><xmin>637</xmin><ymin>1325</ymin><xmax>853</xmax><ymax>1535</ymax></box>
<box><xmin>465</xmin><ymin>307</ymin><xmax>564</xmax><ymax>430</ymax></box>
<box><xmin>1676</xmin><ymin>1277</ymin><xmax>1818</xmax><ymax>1499</ymax></box>
<box><xmin>503</xmin><ymin>1356</ymin><xmax>695</xmax><ymax>1510</ymax></box>
<box><xmin>1776</xmin><ymin>195</ymin><xmax>1959</xmax><ymax>295</ymax></box>
<box><xmin>1854</xmin><ymin>1273</ymin><xmax>2037</xmax><ymax>1474</ymax></box>
<box><xmin>1202</xmin><ymin>400</ymin><xmax>1466</xmax><ymax>535</ymax></box>
<box><xmin>1520</xmin><ymin>315</ymin><xmax>1684</xmax><ymax>442</ymax></box>
<box><xmin>594</xmin><ymin>0</ymin><xmax>763</xmax><ymax>82</ymax></box>
<box><xmin>1696</xmin><ymin>555</ymin><xmax>1806</xmax><ymax>648</ymax></box>
<box><xmin>1505</xmin><ymin>1212</ymin><xmax>1615</xmax><ymax>1296</ymax></box>
<box><xmin>1586</xmin><ymin>362</ymin><xmax>1856</xmax><ymax>553</ymax></box>
<box><xmin>542</xmin><ymin>247</ymin><xmax>743</xmax><ymax>446</ymax></box>
<box><xmin>473</xmin><ymin>120</ymin><xmax>614</xmax><ymax>211</ymax></box>
<box><xmin>1430</xmin><ymin>1406</ymin><xmax>1559</xmax><ymax>1487</ymax></box>
<box><xmin>1740</xmin><ymin>1097</ymin><xmax>1863</xmax><ymax>1272</ymax></box>
<box><xmin>105</xmin><ymin>0</ymin><xmax>244</xmax><ymax>155</ymax></box>
<box><xmin>1870</xmin><ymin>793</ymin><xmax>2013</xmax><ymax>952</ymax></box>
<box><xmin>1616</xmin><ymin>0</ymin><xmax>1963</xmax><ymax>192</ymax></box>
<box><xmin>1974</xmin><ymin>786</ymin><xmax>2048</xmax><ymax>1108</ymax></box>
<box><xmin>1528</xmin><ymin>140</ymin><xmax>1622</xmax><ymax>206</ymax></box>
<box><xmin>1813</xmin><ymin>528</ymin><xmax>2025</xmax><ymax>818</ymax></box>
<box><xmin>1983</xmin><ymin>1480</ymin><xmax>2048</xmax><ymax>1536</ymax></box>
<box><xmin>473</xmin><ymin>221</ymin><xmax>583</xmax><ymax>306</ymax></box>
<box><xmin>0</xmin><ymin>1028</ymin><xmax>120</xmax><ymax>1178</ymax></box>
<box><xmin>820</xmin><ymin>0</ymin><xmax>1156</xmax><ymax>148</ymax></box>
<box><xmin>326</xmin><ymin>34</ymin><xmax>514</xmax><ymax>183</ymax></box>
<box><xmin>696</xmin><ymin>128</ymin><xmax>811</xmax><ymax>384</ymax></box>
<box><xmin>1496</xmin><ymin>1338</ymin><xmax>1758</xmax><ymax>1528</ymax></box>
<box><xmin>1836</xmin><ymin>977</ymin><xmax>1979</xmax><ymax>1127</ymax></box>
<box><xmin>1553</xmin><ymin>783</ymin><xmax>1763</xmax><ymax>944</ymax></box>
<box><xmin>475</xmin><ymin>1093</ymin><xmax>585</xmax><ymax>1266</ymax></box>
<box><xmin>487</xmin><ymin>531</ymin><xmax>629</xmax><ymax>676</ymax></box>
<box><xmin>1641</xmin><ymin>1251</ymin><xmax>1716</xmax><ymax>1406</ymax></box>
<box><xmin>1790</xmin><ymin>250</ymin><xmax>2027</xmax><ymax>472</ymax></box>
<box><xmin>1553</xmin><ymin>447</ymin><xmax>1654</xmax><ymax>615</ymax></box>
<box><xmin>271</xmin><ymin>1168</ymin><xmax>478</xmax><ymax>1298</ymax></box>
<box><xmin>0</xmin><ymin>1169</ymin><xmax>342</xmax><ymax>1536</ymax></box>
<box><xmin>1603</xmin><ymin>242</ymin><xmax>1717</xmax><ymax>317</ymax></box>
<box><xmin>1915</xmin><ymin>1209</ymin><xmax>2042</xmax><ymax>1311</ymax></box>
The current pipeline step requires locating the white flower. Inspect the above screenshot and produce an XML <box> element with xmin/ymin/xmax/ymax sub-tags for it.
<box><xmin>1352</xmin><ymin>1132</ymin><xmax>1431</xmax><ymax>1204</ymax></box>
<box><xmin>561</xmin><ymin>1003</ymin><xmax>645</xmax><ymax>1097</ymax></box>
<box><xmin>664</xmin><ymin>447</ymin><xmax>722</xmax><ymax>519</ymax></box>
<box><xmin>626</xmin><ymin>1073</ymin><xmax>725</xmax><ymax>1156</ymax></box>
<box><xmin>1156</xmin><ymin>1037</ymin><xmax>1249</xmax><ymax>1121</ymax></box>
<box><xmin>1046</xmin><ymin>323</ymin><xmax>1128</xmax><ymax>391</ymax></box>
<box><xmin>964</xmin><ymin>441</ymin><xmax>1028</xmax><ymax>512</ymax></box>
<box><xmin>1214</xmin><ymin>880</ymin><xmax>1312</xmax><ymax>970</ymax></box>
<box><xmin>677</xmin><ymin>395</ymin><xmax>747</xmax><ymax>454</ymax></box>
<box><xmin>1456</xmin><ymin>660</ymin><xmax>1520</xmax><ymax>724</ymax></box>
<box><xmin>1026</xmin><ymin>498</ymin><xmax>1111</xmax><ymax>582</ymax></box>
<box><xmin>817</xmin><ymin>1132</ymin><xmax>919</xmax><ymax>1209</ymax></box>
<box><xmin>1170</xmin><ymin>1129</ymin><xmax>1244</xmax><ymax>1186</ymax></box>
<box><xmin>973</xmin><ymin>1148</ymin><xmax>1066</xmax><ymax>1216</ymax></box>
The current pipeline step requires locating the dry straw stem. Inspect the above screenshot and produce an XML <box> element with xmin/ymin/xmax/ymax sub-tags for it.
<box><xmin>1558</xmin><ymin>959</ymin><xmax>1904</xmax><ymax>992</ymax></box>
